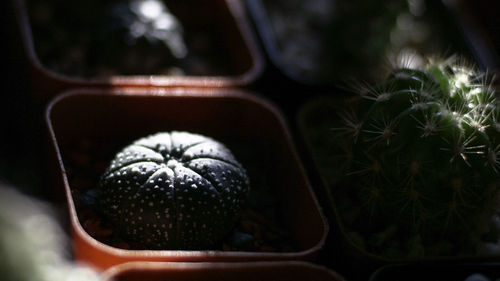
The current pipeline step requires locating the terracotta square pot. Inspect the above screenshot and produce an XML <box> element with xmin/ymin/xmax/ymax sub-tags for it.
<box><xmin>45</xmin><ymin>88</ymin><xmax>327</xmax><ymax>271</ymax></box>
<box><xmin>101</xmin><ymin>261</ymin><xmax>345</xmax><ymax>281</ymax></box>
<box><xmin>13</xmin><ymin>0</ymin><xmax>264</xmax><ymax>101</ymax></box>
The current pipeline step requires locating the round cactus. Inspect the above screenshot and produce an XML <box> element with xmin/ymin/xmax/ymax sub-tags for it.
<box><xmin>333</xmin><ymin>56</ymin><xmax>500</xmax><ymax>257</ymax></box>
<box><xmin>97</xmin><ymin>131</ymin><xmax>250</xmax><ymax>250</ymax></box>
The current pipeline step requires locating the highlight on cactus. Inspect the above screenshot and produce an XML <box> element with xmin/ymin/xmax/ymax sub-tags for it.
<box><xmin>97</xmin><ymin>131</ymin><xmax>250</xmax><ymax>250</ymax></box>
<box><xmin>331</xmin><ymin>55</ymin><xmax>500</xmax><ymax>258</ymax></box>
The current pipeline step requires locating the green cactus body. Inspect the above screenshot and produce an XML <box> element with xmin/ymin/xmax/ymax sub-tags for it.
<box><xmin>335</xmin><ymin>58</ymin><xmax>500</xmax><ymax>257</ymax></box>
<box><xmin>98</xmin><ymin>131</ymin><xmax>250</xmax><ymax>250</ymax></box>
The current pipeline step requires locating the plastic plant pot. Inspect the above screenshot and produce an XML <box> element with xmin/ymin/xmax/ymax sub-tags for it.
<box><xmin>101</xmin><ymin>261</ymin><xmax>345</xmax><ymax>281</ymax></box>
<box><xmin>369</xmin><ymin>262</ymin><xmax>500</xmax><ymax>281</ymax></box>
<box><xmin>12</xmin><ymin>0</ymin><xmax>264</xmax><ymax>102</ymax></box>
<box><xmin>245</xmin><ymin>0</ymin><xmax>473</xmax><ymax>89</ymax></box>
<box><xmin>296</xmin><ymin>96</ymin><xmax>500</xmax><ymax>280</ymax></box>
<box><xmin>244</xmin><ymin>0</ymin><xmax>335</xmax><ymax>88</ymax></box>
<box><xmin>45</xmin><ymin>87</ymin><xmax>328</xmax><ymax>271</ymax></box>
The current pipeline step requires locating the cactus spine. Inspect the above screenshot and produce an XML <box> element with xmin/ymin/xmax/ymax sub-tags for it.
<box><xmin>334</xmin><ymin>56</ymin><xmax>500</xmax><ymax>257</ymax></box>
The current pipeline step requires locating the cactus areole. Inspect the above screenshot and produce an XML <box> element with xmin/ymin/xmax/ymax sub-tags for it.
<box><xmin>334</xmin><ymin>57</ymin><xmax>500</xmax><ymax>257</ymax></box>
<box><xmin>97</xmin><ymin>131</ymin><xmax>250</xmax><ymax>250</ymax></box>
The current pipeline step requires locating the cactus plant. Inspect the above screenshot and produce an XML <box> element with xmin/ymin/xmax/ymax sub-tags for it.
<box><xmin>331</xmin><ymin>56</ymin><xmax>500</xmax><ymax>257</ymax></box>
<box><xmin>97</xmin><ymin>131</ymin><xmax>250</xmax><ymax>250</ymax></box>
<box><xmin>0</xmin><ymin>184</ymin><xmax>100</xmax><ymax>281</ymax></box>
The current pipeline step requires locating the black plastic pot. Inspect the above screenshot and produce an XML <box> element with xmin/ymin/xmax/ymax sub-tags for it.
<box><xmin>370</xmin><ymin>262</ymin><xmax>500</xmax><ymax>281</ymax></box>
<box><xmin>296</xmin><ymin>95</ymin><xmax>500</xmax><ymax>280</ymax></box>
<box><xmin>245</xmin><ymin>0</ymin><xmax>473</xmax><ymax>89</ymax></box>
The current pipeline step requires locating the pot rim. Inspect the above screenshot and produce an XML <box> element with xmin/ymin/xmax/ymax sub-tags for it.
<box><xmin>101</xmin><ymin>260</ymin><xmax>345</xmax><ymax>281</ymax></box>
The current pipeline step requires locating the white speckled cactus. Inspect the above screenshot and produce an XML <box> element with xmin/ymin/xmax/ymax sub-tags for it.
<box><xmin>333</xmin><ymin>56</ymin><xmax>500</xmax><ymax>257</ymax></box>
<box><xmin>98</xmin><ymin>131</ymin><xmax>250</xmax><ymax>250</ymax></box>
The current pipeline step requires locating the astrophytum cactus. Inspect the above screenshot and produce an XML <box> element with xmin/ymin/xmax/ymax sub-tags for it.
<box><xmin>98</xmin><ymin>131</ymin><xmax>250</xmax><ymax>250</ymax></box>
<box><xmin>333</xmin><ymin>57</ymin><xmax>500</xmax><ymax>257</ymax></box>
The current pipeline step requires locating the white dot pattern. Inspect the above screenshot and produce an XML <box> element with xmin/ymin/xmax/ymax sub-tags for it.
<box><xmin>98</xmin><ymin>131</ymin><xmax>250</xmax><ymax>249</ymax></box>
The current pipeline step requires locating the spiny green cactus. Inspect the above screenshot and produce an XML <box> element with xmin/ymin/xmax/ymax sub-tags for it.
<box><xmin>0</xmin><ymin>185</ymin><xmax>100</xmax><ymax>281</ymax></box>
<box><xmin>333</xmin><ymin>56</ymin><xmax>500</xmax><ymax>257</ymax></box>
<box><xmin>98</xmin><ymin>131</ymin><xmax>250</xmax><ymax>250</ymax></box>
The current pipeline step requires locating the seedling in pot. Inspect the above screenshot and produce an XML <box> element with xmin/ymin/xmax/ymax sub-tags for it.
<box><xmin>27</xmin><ymin>0</ymin><xmax>235</xmax><ymax>77</ymax></box>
